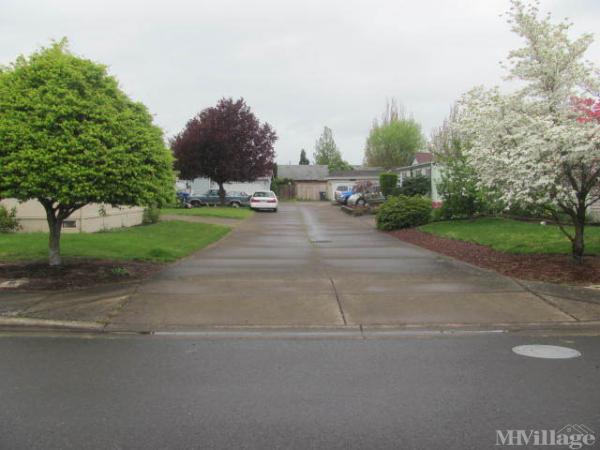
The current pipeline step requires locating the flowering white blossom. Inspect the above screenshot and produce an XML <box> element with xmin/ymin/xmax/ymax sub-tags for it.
<box><xmin>456</xmin><ymin>0</ymin><xmax>600</xmax><ymax>261</ymax></box>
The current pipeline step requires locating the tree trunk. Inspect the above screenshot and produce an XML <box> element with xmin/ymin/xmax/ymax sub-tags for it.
<box><xmin>218</xmin><ymin>183</ymin><xmax>226</xmax><ymax>206</ymax></box>
<box><xmin>47</xmin><ymin>215</ymin><xmax>63</xmax><ymax>267</ymax></box>
<box><xmin>572</xmin><ymin>216</ymin><xmax>585</xmax><ymax>264</ymax></box>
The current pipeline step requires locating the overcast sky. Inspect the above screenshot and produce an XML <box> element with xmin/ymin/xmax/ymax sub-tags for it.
<box><xmin>2</xmin><ymin>0</ymin><xmax>599</xmax><ymax>165</ymax></box>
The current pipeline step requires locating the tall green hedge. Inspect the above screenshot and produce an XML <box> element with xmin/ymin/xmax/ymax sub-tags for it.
<box><xmin>376</xmin><ymin>195</ymin><xmax>432</xmax><ymax>231</ymax></box>
<box><xmin>397</xmin><ymin>175</ymin><xmax>430</xmax><ymax>196</ymax></box>
<box><xmin>379</xmin><ymin>173</ymin><xmax>398</xmax><ymax>197</ymax></box>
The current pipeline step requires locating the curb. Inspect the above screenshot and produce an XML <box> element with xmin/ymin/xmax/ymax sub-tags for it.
<box><xmin>2</xmin><ymin>319</ymin><xmax>599</xmax><ymax>337</ymax></box>
<box><xmin>0</xmin><ymin>317</ymin><xmax>105</xmax><ymax>332</ymax></box>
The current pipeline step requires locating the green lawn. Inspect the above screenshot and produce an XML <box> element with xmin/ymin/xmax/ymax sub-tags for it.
<box><xmin>0</xmin><ymin>221</ymin><xmax>230</xmax><ymax>263</ymax></box>
<box><xmin>161</xmin><ymin>207</ymin><xmax>254</xmax><ymax>220</ymax></box>
<box><xmin>419</xmin><ymin>217</ymin><xmax>600</xmax><ymax>255</ymax></box>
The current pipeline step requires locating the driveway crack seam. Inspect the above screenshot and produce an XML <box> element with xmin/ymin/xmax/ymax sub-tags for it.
<box><xmin>514</xmin><ymin>280</ymin><xmax>580</xmax><ymax>322</ymax></box>
<box><xmin>328</xmin><ymin>277</ymin><xmax>347</xmax><ymax>325</ymax></box>
<box><xmin>101</xmin><ymin>284</ymin><xmax>142</xmax><ymax>331</ymax></box>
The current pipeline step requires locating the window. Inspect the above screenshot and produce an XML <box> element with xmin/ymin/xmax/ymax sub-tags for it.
<box><xmin>252</xmin><ymin>191</ymin><xmax>275</xmax><ymax>198</ymax></box>
<box><xmin>63</xmin><ymin>220</ymin><xmax>77</xmax><ymax>229</ymax></box>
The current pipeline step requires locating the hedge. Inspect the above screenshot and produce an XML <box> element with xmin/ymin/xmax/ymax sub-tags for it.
<box><xmin>376</xmin><ymin>195</ymin><xmax>432</xmax><ymax>231</ymax></box>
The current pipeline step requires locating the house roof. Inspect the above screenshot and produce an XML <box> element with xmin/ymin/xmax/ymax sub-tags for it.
<box><xmin>413</xmin><ymin>152</ymin><xmax>434</xmax><ymax>165</ymax></box>
<box><xmin>327</xmin><ymin>168</ymin><xmax>384</xmax><ymax>179</ymax></box>
<box><xmin>277</xmin><ymin>165</ymin><xmax>329</xmax><ymax>181</ymax></box>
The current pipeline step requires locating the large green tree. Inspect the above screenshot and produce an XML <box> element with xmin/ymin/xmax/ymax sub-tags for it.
<box><xmin>364</xmin><ymin>100</ymin><xmax>424</xmax><ymax>169</ymax></box>
<box><xmin>313</xmin><ymin>126</ymin><xmax>352</xmax><ymax>171</ymax></box>
<box><xmin>0</xmin><ymin>40</ymin><xmax>174</xmax><ymax>266</ymax></box>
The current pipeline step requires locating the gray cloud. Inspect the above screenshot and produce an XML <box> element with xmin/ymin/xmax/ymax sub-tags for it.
<box><xmin>1</xmin><ymin>0</ymin><xmax>599</xmax><ymax>164</ymax></box>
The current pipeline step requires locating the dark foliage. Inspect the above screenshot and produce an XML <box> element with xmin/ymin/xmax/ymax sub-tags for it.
<box><xmin>0</xmin><ymin>205</ymin><xmax>20</xmax><ymax>233</ymax></box>
<box><xmin>299</xmin><ymin>149</ymin><xmax>309</xmax><ymax>165</ymax></box>
<box><xmin>379</xmin><ymin>173</ymin><xmax>398</xmax><ymax>197</ymax></box>
<box><xmin>172</xmin><ymin>98</ymin><xmax>277</xmax><ymax>205</ymax></box>
<box><xmin>397</xmin><ymin>175</ymin><xmax>430</xmax><ymax>197</ymax></box>
<box><xmin>270</xmin><ymin>177</ymin><xmax>294</xmax><ymax>196</ymax></box>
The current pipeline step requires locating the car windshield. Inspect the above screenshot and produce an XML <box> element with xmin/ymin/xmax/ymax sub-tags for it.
<box><xmin>253</xmin><ymin>191</ymin><xmax>275</xmax><ymax>198</ymax></box>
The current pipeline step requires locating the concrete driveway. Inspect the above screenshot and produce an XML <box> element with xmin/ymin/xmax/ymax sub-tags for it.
<box><xmin>107</xmin><ymin>203</ymin><xmax>592</xmax><ymax>331</ymax></box>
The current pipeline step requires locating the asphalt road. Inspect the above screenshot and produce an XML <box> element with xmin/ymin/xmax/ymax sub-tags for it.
<box><xmin>1</xmin><ymin>332</ymin><xmax>599</xmax><ymax>449</ymax></box>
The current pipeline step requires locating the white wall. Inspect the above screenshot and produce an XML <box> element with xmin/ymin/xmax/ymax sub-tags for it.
<box><xmin>326</xmin><ymin>180</ymin><xmax>357</xmax><ymax>200</ymax></box>
<box><xmin>213</xmin><ymin>179</ymin><xmax>271</xmax><ymax>195</ymax></box>
<box><xmin>181</xmin><ymin>177</ymin><xmax>271</xmax><ymax>196</ymax></box>
<box><xmin>0</xmin><ymin>199</ymin><xmax>144</xmax><ymax>233</ymax></box>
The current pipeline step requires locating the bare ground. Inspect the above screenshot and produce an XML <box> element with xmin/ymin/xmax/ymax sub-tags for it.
<box><xmin>0</xmin><ymin>259</ymin><xmax>163</xmax><ymax>290</ymax></box>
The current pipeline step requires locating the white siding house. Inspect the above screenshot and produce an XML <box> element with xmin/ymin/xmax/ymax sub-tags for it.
<box><xmin>326</xmin><ymin>168</ymin><xmax>381</xmax><ymax>200</ymax></box>
<box><xmin>178</xmin><ymin>176</ymin><xmax>272</xmax><ymax>196</ymax></box>
<box><xmin>0</xmin><ymin>199</ymin><xmax>144</xmax><ymax>233</ymax></box>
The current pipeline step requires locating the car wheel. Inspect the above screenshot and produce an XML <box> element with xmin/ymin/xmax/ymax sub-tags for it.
<box><xmin>190</xmin><ymin>200</ymin><xmax>202</xmax><ymax>208</ymax></box>
<box><xmin>356</xmin><ymin>198</ymin><xmax>366</xmax><ymax>207</ymax></box>
<box><xmin>273</xmin><ymin>208</ymin><xmax>278</xmax><ymax>212</ymax></box>
<box><xmin>230</xmin><ymin>202</ymin><xmax>240</xmax><ymax>208</ymax></box>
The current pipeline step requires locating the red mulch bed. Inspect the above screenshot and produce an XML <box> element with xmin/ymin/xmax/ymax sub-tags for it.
<box><xmin>0</xmin><ymin>259</ymin><xmax>163</xmax><ymax>291</ymax></box>
<box><xmin>389</xmin><ymin>229</ymin><xmax>600</xmax><ymax>285</ymax></box>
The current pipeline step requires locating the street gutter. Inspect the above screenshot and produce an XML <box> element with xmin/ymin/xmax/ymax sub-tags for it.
<box><xmin>2</xmin><ymin>319</ymin><xmax>600</xmax><ymax>337</ymax></box>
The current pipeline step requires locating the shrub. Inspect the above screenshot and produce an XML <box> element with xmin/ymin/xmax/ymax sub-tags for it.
<box><xmin>270</xmin><ymin>177</ymin><xmax>294</xmax><ymax>196</ymax></box>
<box><xmin>376</xmin><ymin>195</ymin><xmax>432</xmax><ymax>230</ymax></box>
<box><xmin>143</xmin><ymin>207</ymin><xmax>161</xmax><ymax>225</ymax></box>
<box><xmin>431</xmin><ymin>206</ymin><xmax>444</xmax><ymax>222</ymax></box>
<box><xmin>379</xmin><ymin>173</ymin><xmax>398</xmax><ymax>197</ymax></box>
<box><xmin>0</xmin><ymin>205</ymin><xmax>20</xmax><ymax>233</ymax></box>
<box><xmin>437</xmin><ymin>155</ymin><xmax>492</xmax><ymax>219</ymax></box>
<box><xmin>398</xmin><ymin>175</ymin><xmax>430</xmax><ymax>196</ymax></box>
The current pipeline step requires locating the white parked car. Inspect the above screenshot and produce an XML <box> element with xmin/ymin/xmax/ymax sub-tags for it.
<box><xmin>250</xmin><ymin>190</ymin><xmax>278</xmax><ymax>212</ymax></box>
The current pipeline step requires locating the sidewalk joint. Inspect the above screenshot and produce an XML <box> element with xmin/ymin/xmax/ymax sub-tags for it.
<box><xmin>514</xmin><ymin>280</ymin><xmax>580</xmax><ymax>322</ymax></box>
<box><xmin>329</xmin><ymin>277</ymin><xmax>347</xmax><ymax>325</ymax></box>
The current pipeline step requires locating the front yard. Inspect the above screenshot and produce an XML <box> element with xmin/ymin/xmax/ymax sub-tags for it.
<box><xmin>419</xmin><ymin>217</ymin><xmax>600</xmax><ymax>255</ymax></box>
<box><xmin>161</xmin><ymin>207</ymin><xmax>254</xmax><ymax>220</ymax></box>
<box><xmin>0</xmin><ymin>221</ymin><xmax>231</xmax><ymax>290</ymax></box>
<box><xmin>0</xmin><ymin>221</ymin><xmax>230</xmax><ymax>263</ymax></box>
<box><xmin>389</xmin><ymin>217</ymin><xmax>600</xmax><ymax>285</ymax></box>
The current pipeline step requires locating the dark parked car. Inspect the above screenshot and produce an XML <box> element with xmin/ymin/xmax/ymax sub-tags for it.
<box><xmin>187</xmin><ymin>190</ymin><xmax>250</xmax><ymax>207</ymax></box>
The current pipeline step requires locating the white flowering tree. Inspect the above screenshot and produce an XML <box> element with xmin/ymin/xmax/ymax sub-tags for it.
<box><xmin>457</xmin><ymin>0</ymin><xmax>600</xmax><ymax>263</ymax></box>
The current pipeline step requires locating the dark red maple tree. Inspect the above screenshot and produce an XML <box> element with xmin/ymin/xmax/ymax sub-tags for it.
<box><xmin>172</xmin><ymin>98</ymin><xmax>277</xmax><ymax>205</ymax></box>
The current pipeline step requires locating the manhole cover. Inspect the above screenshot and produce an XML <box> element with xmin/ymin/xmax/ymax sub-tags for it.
<box><xmin>512</xmin><ymin>345</ymin><xmax>581</xmax><ymax>359</ymax></box>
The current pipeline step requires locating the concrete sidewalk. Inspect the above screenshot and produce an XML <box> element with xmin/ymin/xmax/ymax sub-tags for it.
<box><xmin>2</xmin><ymin>203</ymin><xmax>600</xmax><ymax>332</ymax></box>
